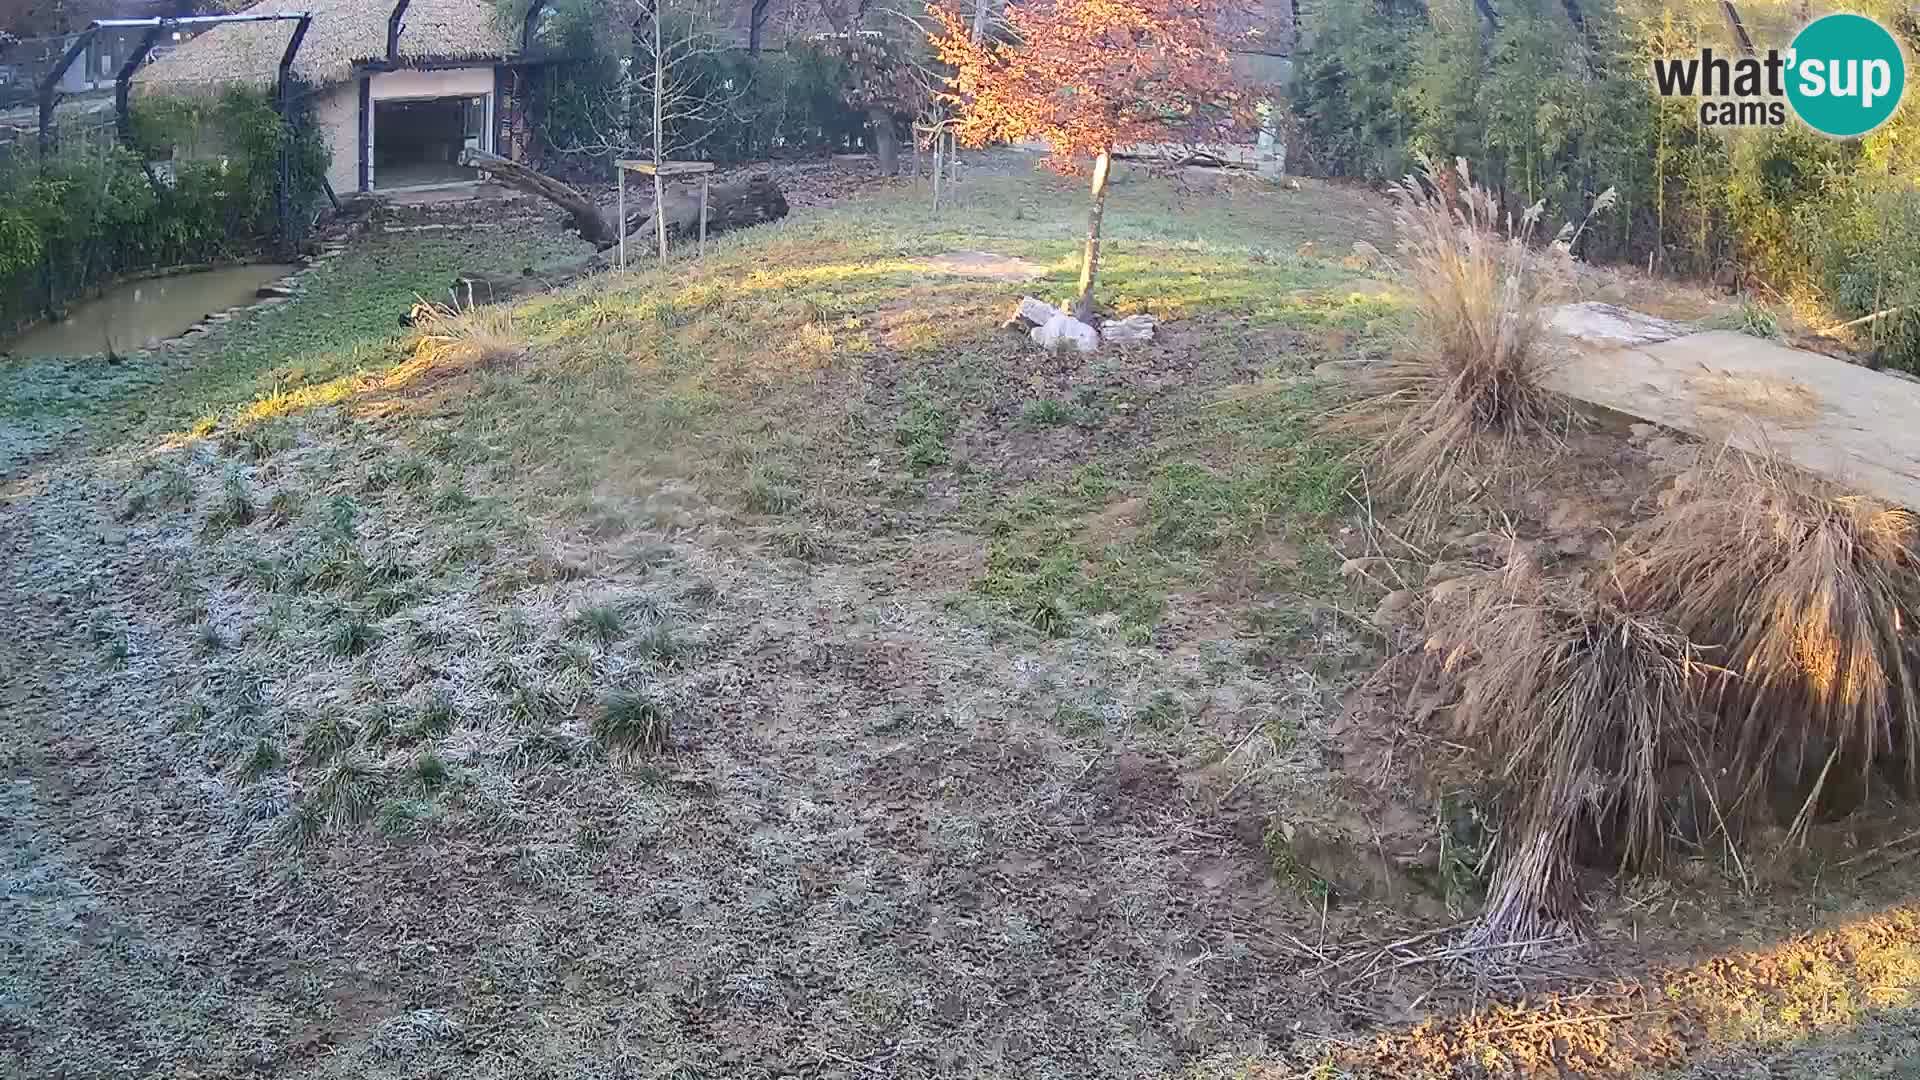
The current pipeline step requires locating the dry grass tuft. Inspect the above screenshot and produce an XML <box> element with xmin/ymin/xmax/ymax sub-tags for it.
<box><xmin>1333</xmin><ymin>158</ymin><xmax>1572</xmax><ymax>524</ymax></box>
<box><xmin>1620</xmin><ymin>450</ymin><xmax>1920</xmax><ymax>810</ymax></box>
<box><xmin>398</xmin><ymin>301</ymin><xmax>528</xmax><ymax>380</ymax></box>
<box><xmin>1428</xmin><ymin>555</ymin><xmax>1708</xmax><ymax>951</ymax></box>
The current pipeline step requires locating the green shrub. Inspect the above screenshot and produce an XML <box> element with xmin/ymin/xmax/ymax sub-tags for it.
<box><xmin>1807</xmin><ymin>182</ymin><xmax>1920</xmax><ymax>372</ymax></box>
<box><xmin>0</xmin><ymin>83</ymin><xmax>327</xmax><ymax>329</ymax></box>
<box><xmin>1292</xmin><ymin>0</ymin><xmax>1920</xmax><ymax>342</ymax></box>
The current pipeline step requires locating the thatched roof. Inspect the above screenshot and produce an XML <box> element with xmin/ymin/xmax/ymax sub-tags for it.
<box><xmin>135</xmin><ymin>0</ymin><xmax>516</xmax><ymax>90</ymax></box>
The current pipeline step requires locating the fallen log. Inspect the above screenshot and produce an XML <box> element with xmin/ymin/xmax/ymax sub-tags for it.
<box><xmin>458</xmin><ymin>148</ymin><xmax>789</xmax><ymax>252</ymax></box>
<box><xmin>442</xmin><ymin>249</ymin><xmax>610</xmax><ymax>310</ymax></box>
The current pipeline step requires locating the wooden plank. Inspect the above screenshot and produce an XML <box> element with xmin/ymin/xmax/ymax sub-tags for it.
<box><xmin>615</xmin><ymin>160</ymin><xmax>717</xmax><ymax>177</ymax></box>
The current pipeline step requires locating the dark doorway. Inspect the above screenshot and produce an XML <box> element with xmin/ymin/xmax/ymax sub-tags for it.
<box><xmin>372</xmin><ymin>95</ymin><xmax>487</xmax><ymax>189</ymax></box>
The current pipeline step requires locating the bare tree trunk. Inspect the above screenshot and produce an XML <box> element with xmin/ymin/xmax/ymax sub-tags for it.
<box><xmin>1073</xmin><ymin>150</ymin><xmax>1112</xmax><ymax>324</ymax></box>
<box><xmin>868</xmin><ymin>107</ymin><xmax>898</xmax><ymax>175</ymax></box>
<box><xmin>748</xmin><ymin>0</ymin><xmax>771</xmax><ymax>56</ymax></box>
<box><xmin>921</xmin><ymin>126</ymin><xmax>936</xmax><ymax>210</ymax></box>
<box><xmin>462</xmin><ymin>148</ymin><xmax>618</xmax><ymax>245</ymax></box>
<box><xmin>971</xmin><ymin>0</ymin><xmax>988</xmax><ymax>40</ymax></box>
<box><xmin>653</xmin><ymin>7</ymin><xmax>668</xmax><ymax>258</ymax></box>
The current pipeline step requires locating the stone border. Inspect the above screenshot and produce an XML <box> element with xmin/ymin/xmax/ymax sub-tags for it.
<box><xmin>128</xmin><ymin>217</ymin><xmax>375</xmax><ymax>363</ymax></box>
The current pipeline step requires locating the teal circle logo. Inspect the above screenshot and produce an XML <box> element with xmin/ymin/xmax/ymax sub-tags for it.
<box><xmin>1786</xmin><ymin>13</ymin><xmax>1906</xmax><ymax>138</ymax></box>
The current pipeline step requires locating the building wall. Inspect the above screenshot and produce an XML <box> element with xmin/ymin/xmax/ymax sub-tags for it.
<box><xmin>315</xmin><ymin>80</ymin><xmax>359</xmax><ymax>196</ymax></box>
<box><xmin>369</xmin><ymin>66</ymin><xmax>494</xmax><ymax>101</ymax></box>
<box><xmin>314</xmin><ymin>67</ymin><xmax>500</xmax><ymax>193</ymax></box>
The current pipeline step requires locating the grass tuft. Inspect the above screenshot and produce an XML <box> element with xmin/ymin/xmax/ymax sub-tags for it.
<box><xmin>273</xmin><ymin>802</ymin><xmax>325</xmax><ymax>852</ymax></box>
<box><xmin>330</xmin><ymin>614</ymin><xmax>379</xmax><ymax>657</ymax></box>
<box><xmin>1706</xmin><ymin>295</ymin><xmax>1782</xmax><ymax>340</ymax></box>
<box><xmin>593</xmin><ymin>689</ymin><xmax>672</xmax><ymax>760</ymax></box>
<box><xmin>315</xmin><ymin>752</ymin><xmax>381</xmax><ymax>825</ymax></box>
<box><xmin>1020</xmin><ymin>398</ymin><xmax>1074</xmax><ymax>427</ymax></box>
<box><xmin>415</xmin><ymin>692</ymin><xmax>459</xmax><ymax>738</ymax></box>
<box><xmin>302</xmin><ymin>710</ymin><xmax>360</xmax><ymax>764</ymax></box>
<box><xmin>569</xmin><ymin>603</ymin><xmax>627</xmax><ymax>645</ymax></box>
<box><xmin>1620</xmin><ymin>450</ymin><xmax>1920</xmax><ymax>804</ymax></box>
<box><xmin>1426</xmin><ymin>557</ymin><xmax>1704</xmax><ymax>951</ymax></box>
<box><xmin>368</xmin><ymin>454</ymin><xmax>433</xmax><ymax>492</ymax></box>
<box><xmin>774</xmin><ymin>525</ymin><xmax>829</xmax><ymax>562</ymax></box>
<box><xmin>1332</xmin><ymin>157</ymin><xmax>1570</xmax><ymax>526</ymax></box>
<box><xmin>375</xmin><ymin>797</ymin><xmax>438</xmax><ymax>839</ymax></box>
<box><xmin>240</xmin><ymin>738</ymin><xmax>284</xmax><ymax>779</ymax></box>
<box><xmin>632</xmin><ymin>619</ymin><xmax>681</xmax><ymax>665</ymax></box>
<box><xmin>406</xmin><ymin>300</ymin><xmax>527</xmax><ymax>370</ymax></box>
<box><xmin>743</xmin><ymin>465</ymin><xmax>802</xmax><ymax>514</ymax></box>
<box><xmin>430</xmin><ymin>484</ymin><xmax>475</xmax><ymax>513</ymax></box>
<box><xmin>209</xmin><ymin>470</ymin><xmax>258</xmax><ymax>530</ymax></box>
<box><xmin>411</xmin><ymin>749</ymin><xmax>450</xmax><ymax>790</ymax></box>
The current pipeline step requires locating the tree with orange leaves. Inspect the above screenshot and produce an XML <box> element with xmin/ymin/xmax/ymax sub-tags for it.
<box><xmin>931</xmin><ymin>0</ymin><xmax>1256</xmax><ymax>322</ymax></box>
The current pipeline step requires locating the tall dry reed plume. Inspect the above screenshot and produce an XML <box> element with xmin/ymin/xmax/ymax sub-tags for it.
<box><xmin>1620</xmin><ymin>449</ymin><xmax>1920</xmax><ymax>813</ymax></box>
<box><xmin>1335</xmin><ymin>157</ymin><xmax>1581</xmax><ymax>525</ymax></box>
<box><xmin>1427</xmin><ymin>556</ymin><xmax>1705</xmax><ymax>951</ymax></box>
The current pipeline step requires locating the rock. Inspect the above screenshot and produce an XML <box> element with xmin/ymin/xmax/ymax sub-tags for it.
<box><xmin>1180</xmin><ymin>165</ymin><xmax>1225</xmax><ymax>191</ymax></box>
<box><xmin>1015</xmin><ymin>295</ymin><xmax>1059</xmax><ymax>326</ymax></box>
<box><xmin>1548</xmin><ymin>302</ymin><xmax>1690</xmax><ymax>347</ymax></box>
<box><xmin>256</xmin><ymin>283</ymin><xmax>295</xmax><ymax>299</ymax></box>
<box><xmin>143</xmin><ymin>337</ymin><xmax>160</xmax><ymax>350</ymax></box>
<box><xmin>1100</xmin><ymin>313</ymin><xmax>1158</xmax><ymax>345</ymax></box>
<box><xmin>1031</xmin><ymin>313</ymin><xmax>1099</xmax><ymax>355</ymax></box>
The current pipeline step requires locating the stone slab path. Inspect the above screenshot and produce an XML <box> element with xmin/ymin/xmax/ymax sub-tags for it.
<box><xmin>1546</xmin><ymin>303</ymin><xmax>1920</xmax><ymax>510</ymax></box>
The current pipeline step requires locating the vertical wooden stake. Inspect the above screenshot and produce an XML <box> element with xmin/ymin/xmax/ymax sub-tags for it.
<box><xmin>653</xmin><ymin>171</ymin><xmax>666</xmax><ymax>259</ymax></box>
<box><xmin>617</xmin><ymin>167</ymin><xmax>626</xmax><ymax>268</ymax></box>
<box><xmin>699</xmin><ymin>177</ymin><xmax>709</xmax><ymax>257</ymax></box>
<box><xmin>931</xmin><ymin>131</ymin><xmax>943</xmax><ymax>212</ymax></box>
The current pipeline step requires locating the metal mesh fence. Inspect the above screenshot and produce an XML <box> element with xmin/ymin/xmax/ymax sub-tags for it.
<box><xmin>1</xmin><ymin>28</ymin><xmax>331</xmax><ymax>329</ymax></box>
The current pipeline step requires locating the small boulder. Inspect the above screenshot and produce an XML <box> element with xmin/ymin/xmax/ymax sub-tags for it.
<box><xmin>1100</xmin><ymin>313</ymin><xmax>1158</xmax><ymax>346</ymax></box>
<box><xmin>1015</xmin><ymin>295</ymin><xmax>1060</xmax><ymax>326</ymax></box>
<box><xmin>1031</xmin><ymin>313</ymin><xmax>1100</xmax><ymax>355</ymax></box>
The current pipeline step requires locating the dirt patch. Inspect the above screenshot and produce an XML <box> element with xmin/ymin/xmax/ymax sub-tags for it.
<box><xmin>911</xmin><ymin>251</ymin><xmax>1051</xmax><ymax>280</ymax></box>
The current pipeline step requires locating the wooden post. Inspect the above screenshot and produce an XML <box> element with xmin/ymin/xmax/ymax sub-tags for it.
<box><xmin>653</xmin><ymin>0</ymin><xmax>667</xmax><ymax>260</ymax></box>
<box><xmin>617</xmin><ymin>167</ymin><xmax>627</xmax><ymax>268</ymax></box>
<box><xmin>654</xmin><ymin>171</ymin><xmax>667</xmax><ymax>259</ymax></box>
<box><xmin>931</xmin><ymin>130</ymin><xmax>943</xmax><ymax>212</ymax></box>
<box><xmin>698</xmin><ymin>177</ymin><xmax>709</xmax><ymax>257</ymax></box>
